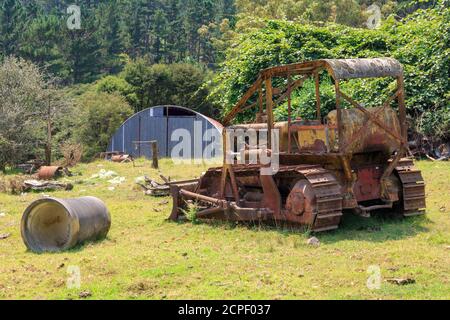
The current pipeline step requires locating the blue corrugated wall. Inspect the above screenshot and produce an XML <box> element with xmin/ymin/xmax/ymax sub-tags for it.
<box><xmin>107</xmin><ymin>106</ymin><xmax>222</xmax><ymax>159</ymax></box>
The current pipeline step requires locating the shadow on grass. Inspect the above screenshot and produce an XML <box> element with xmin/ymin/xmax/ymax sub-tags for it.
<box><xmin>171</xmin><ymin>210</ymin><xmax>431</xmax><ymax>244</ymax></box>
<box><xmin>24</xmin><ymin>236</ymin><xmax>112</xmax><ymax>255</ymax></box>
<box><xmin>319</xmin><ymin>211</ymin><xmax>431</xmax><ymax>244</ymax></box>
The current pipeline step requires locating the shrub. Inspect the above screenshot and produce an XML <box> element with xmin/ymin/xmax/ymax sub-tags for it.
<box><xmin>74</xmin><ymin>92</ymin><xmax>133</xmax><ymax>160</ymax></box>
<box><xmin>59</xmin><ymin>142</ymin><xmax>83</xmax><ymax>167</ymax></box>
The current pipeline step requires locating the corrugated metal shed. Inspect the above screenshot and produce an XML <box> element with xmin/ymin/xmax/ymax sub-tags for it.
<box><xmin>107</xmin><ymin>105</ymin><xmax>223</xmax><ymax>159</ymax></box>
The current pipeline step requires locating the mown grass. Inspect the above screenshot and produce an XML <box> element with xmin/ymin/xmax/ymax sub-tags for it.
<box><xmin>0</xmin><ymin>159</ymin><xmax>448</xmax><ymax>300</ymax></box>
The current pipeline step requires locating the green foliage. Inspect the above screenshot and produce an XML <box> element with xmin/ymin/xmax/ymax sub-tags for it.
<box><xmin>235</xmin><ymin>0</ymin><xmax>365</xmax><ymax>26</ymax></box>
<box><xmin>19</xmin><ymin>14</ymin><xmax>67</xmax><ymax>77</ymax></box>
<box><xmin>0</xmin><ymin>56</ymin><xmax>70</xmax><ymax>169</ymax></box>
<box><xmin>234</xmin><ymin>0</ymin><xmax>441</xmax><ymax>27</ymax></box>
<box><xmin>274</xmin><ymin>77</ymin><xmax>337</xmax><ymax>122</ymax></box>
<box><xmin>95</xmin><ymin>75</ymin><xmax>138</xmax><ymax>107</ymax></box>
<box><xmin>0</xmin><ymin>0</ymin><xmax>236</xmax><ymax>83</ymax></box>
<box><xmin>209</xmin><ymin>20</ymin><xmax>389</xmax><ymax>114</ymax></box>
<box><xmin>73</xmin><ymin>91</ymin><xmax>133</xmax><ymax>160</ymax></box>
<box><xmin>119</xmin><ymin>60</ymin><xmax>215</xmax><ymax>116</ymax></box>
<box><xmin>0</xmin><ymin>0</ymin><xmax>25</xmax><ymax>57</ymax></box>
<box><xmin>210</xmin><ymin>5</ymin><xmax>450</xmax><ymax>139</ymax></box>
<box><xmin>181</xmin><ymin>201</ymin><xmax>201</xmax><ymax>224</ymax></box>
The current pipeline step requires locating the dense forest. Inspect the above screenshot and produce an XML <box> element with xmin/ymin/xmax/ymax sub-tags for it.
<box><xmin>0</xmin><ymin>0</ymin><xmax>443</xmax><ymax>83</ymax></box>
<box><xmin>0</xmin><ymin>0</ymin><xmax>236</xmax><ymax>83</ymax></box>
<box><xmin>0</xmin><ymin>0</ymin><xmax>449</xmax><ymax>166</ymax></box>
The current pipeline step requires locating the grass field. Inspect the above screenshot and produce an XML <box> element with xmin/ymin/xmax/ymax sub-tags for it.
<box><xmin>0</xmin><ymin>159</ymin><xmax>449</xmax><ymax>300</ymax></box>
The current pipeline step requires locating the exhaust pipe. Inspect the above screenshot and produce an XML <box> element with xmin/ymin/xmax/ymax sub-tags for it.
<box><xmin>21</xmin><ymin>197</ymin><xmax>111</xmax><ymax>253</ymax></box>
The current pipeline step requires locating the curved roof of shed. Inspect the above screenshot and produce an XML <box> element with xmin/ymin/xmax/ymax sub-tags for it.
<box><xmin>260</xmin><ymin>58</ymin><xmax>403</xmax><ymax>80</ymax></box>
<box><xmin>119</xmin><ymin>105</ymin><xmax>223</xmax><ymax>132</ymax></box>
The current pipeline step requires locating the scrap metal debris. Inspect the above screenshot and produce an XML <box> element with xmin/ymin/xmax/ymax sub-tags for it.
<box><xmin>100</xmin><ymin>152</ymin><xmax>134</xmax><ymax>165</ymax></box>
<box><xmin>23</xmin><ymin>180</ymin><xmax>73</xmax><ymax>192</ymax></box>
<box><xmin>111</xmin><ymin>154</ymin><xmax>134</xmax><ymax>163</ymax></box>
<box><xmin>16</xmin><ymin>160</ymin><xmax>45</xmax><ymax>174</ymax></box>
<box><xmin>159</xmin><ymin>174</ymin><xmax>171</xmax><ymax>184</ymax></box>
<box><xmin>1</xmin><ymin>175</ymin><xmax>73</xmax><ymax>194</ymax></box>
<box><xmin>37</xmin><ymin>166</ymin><xmax>72</xmax><ymax>180</ymax></box>
<box><xmin>0</xmin><ymin>233</ymin><xmax>11</xmax><ymax>240</ymax></box>
<box><xmin>137</xmin><ymin>176</ymin><xmax>171</xmax><ymax>197</ymax></box>
<box><xmin>386</xmin><ymin>278</ymin><xmax>416</xmax><ymax>286</ymax></box>
<box><xmin>408</xmin><ymin>132</ymin><xmax>450</xmax><ymax>161</ymax></box>
<box><xmin>79</xmin><ymin>291</ymin><xmax>92</xmax><ymax>299</ymax></box>
<box><xmin>307</xmin><ymin>237</ymin><xmax>320</xmax><ymax>246</ymax></box>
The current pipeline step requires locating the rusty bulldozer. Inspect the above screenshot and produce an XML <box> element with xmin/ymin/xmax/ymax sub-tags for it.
<box><xmin>169</xmin><ymin>58</ymin><xmax>426</xmax><ymax>232</ymax></box>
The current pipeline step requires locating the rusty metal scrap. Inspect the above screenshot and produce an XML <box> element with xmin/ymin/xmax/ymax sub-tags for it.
<box><xmin>139</xmin><ymin>176</ymin><xmax>200</xmax><ymax>198</ymax></box>
<box><xmin>37</xmin><ymin>166</ymin><xmax>72</xmax><ymax>180</ymax></box>
<box><xmin>223</xmin><ymin>58</ymin><xmax>404</xmax><ymax>126</ymax></box>
<box><xmin>137</xmin><ymin>176</ymin><xmax>171</xmax><ymax>196</ymax></box>
<box><xmin>323</xmin><ymin>58</ymin><xmax>403</xmax><ymax>80</ymax></box>
<box><xmin>37</xmin><ymin>166</ymin><xmax>63</xmax><ymax>180</ymax></box>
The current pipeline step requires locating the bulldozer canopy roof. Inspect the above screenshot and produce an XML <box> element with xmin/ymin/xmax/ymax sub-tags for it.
<box><xmin>260</xmin><ymin>58</ymin><xmax>403</xmax><ymax>80</ymax></box>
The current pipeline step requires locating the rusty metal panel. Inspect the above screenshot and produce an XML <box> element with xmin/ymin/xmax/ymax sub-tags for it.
<box><xmin>327</xmin><ymin>106</ymin><xmax>401</xmax><ymax>154</ymax></box>
<box><xmin>323</xmin><ymin>58</ymin><xmax>403</xmax><ymax>79</ymax></box>
<box><xmin>353</xmin><ymin>166</ymin><xmax>383</xmax><ymax>202</ymax></box>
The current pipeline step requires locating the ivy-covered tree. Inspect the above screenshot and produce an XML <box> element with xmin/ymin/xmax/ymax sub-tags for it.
<box><xmin>209</xmin><ymin>3</ymin><xmax>450</xmax><ymax>139</ymax></box>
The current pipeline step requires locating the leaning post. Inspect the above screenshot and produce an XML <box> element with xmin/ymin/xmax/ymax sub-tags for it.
<box><xmin>151</xmin><ymin>141</ymin><xmax>159</xmax><ymax>169</ymax></box>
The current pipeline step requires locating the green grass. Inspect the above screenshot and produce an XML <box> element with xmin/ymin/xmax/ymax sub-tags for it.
<box><xmin>0</xmin><ymin>159</ymin><xmax>449</xmax><ymax>300</ymax></box>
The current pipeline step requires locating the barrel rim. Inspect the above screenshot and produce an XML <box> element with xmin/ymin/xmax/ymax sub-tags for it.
<box><xmin>21</xmin><ymin>197</ymin><xmax>80</xmax><ymax>253</ymax></box>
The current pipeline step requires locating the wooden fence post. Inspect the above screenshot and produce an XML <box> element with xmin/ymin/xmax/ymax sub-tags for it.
<box><xmin>151</xmin><ymin>141</ymin><xmax>159</xmax><ymax>169</ymax></box>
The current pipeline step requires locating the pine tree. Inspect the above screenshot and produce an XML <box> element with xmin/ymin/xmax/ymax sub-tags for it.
<box><xmin>62</xmin><ymin>6</ymin><xmax>103</xmax><ymax>83</ymax></box>
<box><xmin>20</xmin><ymin>15</ymin><xmax>67</xmax><ymax>77</ymax></box>
<box><xmin>0</xmin><ymin>0</ymin><xmax>25</xmax><ymax>57</ymax></box>
<box><xmin>152</xmin><ymin>8</ymin><xmax>169</xmax><ymax>62</ymax></box>
<box><xmin>97</xmin><ymin>1</ymin><xmax>124</xmax><ymax>73</ymax></box>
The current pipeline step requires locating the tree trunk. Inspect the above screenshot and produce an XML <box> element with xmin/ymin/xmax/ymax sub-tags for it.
<box><xmin>45</xmin><ymin>101</ymin><xmax>52</xmax><ymax>166</ymax></box>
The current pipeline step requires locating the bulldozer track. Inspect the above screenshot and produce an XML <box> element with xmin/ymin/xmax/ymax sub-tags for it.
<box><xmin>297</xmin><ymin>167</ymin><xmax>343</xmax><ymax>232</ymax></box>
<box><xmin>396</xmin><ymin>159</ymin><xmax>426</xmax><ymax>216</ymax></box>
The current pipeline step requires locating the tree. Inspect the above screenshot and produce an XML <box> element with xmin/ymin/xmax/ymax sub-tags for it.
<box><xmin>74</xmin><ymin>91</ymin><xmax>133</xmax><ymax>160</ymax></box>
<box><xmin>121</xmin><ymin>60</ymin><xmax>214</xmax><ymax>114</ymax></box>
<box><xmin>0</xmin><ymin>57</ymin><xmax>70</xmax><ymax>170</ymax></box>
<box><xmin>97</xmin><ymin>1</ymin><xmax>125</xmax><ymax>74</ymax></box>
<box><xmin>0</xmin><ymin>0</ymin><xmax>25</xmax><ymax>58</ymax></box>
<box><xmin>61</xmin><ymin>7</ymin><xmax>104</xmax><ymax>84</ymax></box>
<box><xmin>20</xmin><ymin>15</ymin><xmax>67</xmax><ymax>77</ymax></box>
